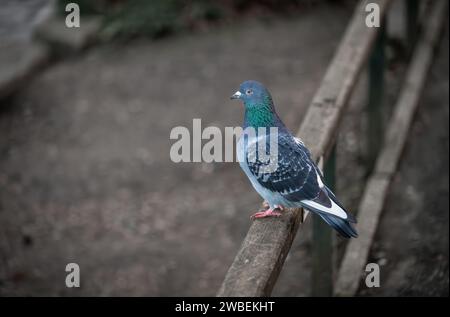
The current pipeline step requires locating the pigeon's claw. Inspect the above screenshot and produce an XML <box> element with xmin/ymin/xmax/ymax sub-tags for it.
<box><xmin>250</xmin><ymin>206</ymin><xmax>285</xmax><ymax>220</ymax></box>
<box><xmin>262</xmin><ymin>200</ymin><xmax>270</xmax><ymax>209</ymax></box>
<box><xmin>251</xmin><ymin>209</ymin><xmax>282</xmax><ymax>219</ymax></box>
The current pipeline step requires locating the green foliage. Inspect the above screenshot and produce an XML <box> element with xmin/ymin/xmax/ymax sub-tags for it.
<box><xmin>55</xmin><ymin>0</ymin><xmax>317</xmax><ymax>41</ymax></box>
<box><xmin>101</xmin><ymin>0</ymin><xmax>184</xmax><ymax>39</ymax></box>
<box><xmin>56</xmin><ymin>0</ymin><xmax>107</xmax><ymax>15</ymax></box>
<box><xmin>188</xmin><ymin>1</ymin><xmax>223</xmax><ymax>22</ymax></box>
<box><xmin>56</xmin><ymin>0</ymin><xmax>226</xmax><ymax>40</ymax></box>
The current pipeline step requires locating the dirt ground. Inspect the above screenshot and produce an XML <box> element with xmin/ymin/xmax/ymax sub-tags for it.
<box><xmin>0</xmin><ymin>2</ymin><xmax>448</xmax><ymax>296</ymax></box>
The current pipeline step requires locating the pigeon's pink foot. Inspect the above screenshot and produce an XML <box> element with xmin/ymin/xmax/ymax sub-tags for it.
<box><xmin>251</xmin><ymin>205</ymin><xmax>285</xmax><ymax>219</ymax></box>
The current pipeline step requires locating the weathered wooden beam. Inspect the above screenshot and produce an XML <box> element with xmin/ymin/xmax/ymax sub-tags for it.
<box><xmin>334</xmin><ymin>0</ymin><xmax>448</xmax><ymax>296</ymax></box>
<box><xmin>217</xmin><ymin>0</ymin><xmax>392</xmax><ymax>297</ymax></box>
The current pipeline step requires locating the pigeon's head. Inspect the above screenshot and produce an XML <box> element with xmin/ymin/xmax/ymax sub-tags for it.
<box><xmin>230</xmin><ymin>80</ymin><xmax>273</xmax><ymax>108</ymax></box>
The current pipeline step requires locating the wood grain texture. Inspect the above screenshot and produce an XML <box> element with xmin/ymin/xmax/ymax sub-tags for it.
<box><xmin>217</xmin><ymin>0</ymin><xmax>393</xmax><ymax>297</ymax></box>
<box><xmin>334</xmin><ymin>0</ymin><xmax>448</xmax><ymax>296</ymax></box>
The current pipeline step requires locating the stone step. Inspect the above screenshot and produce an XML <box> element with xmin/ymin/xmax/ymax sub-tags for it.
<box><xmin>0</xmin><ymin>40</ymin><xmax>50</xmax><ymax>100</ymax></box>
<box><xmin>33</xmin><ymin>15</ymin><xmax>101</xmax><ymax>53</ymax></box>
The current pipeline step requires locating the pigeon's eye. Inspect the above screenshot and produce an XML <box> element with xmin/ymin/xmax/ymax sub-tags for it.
<box><xmin>246</xmin><ymin>89</ymin><xmax>253</xmax><ymax>95</ymax></box>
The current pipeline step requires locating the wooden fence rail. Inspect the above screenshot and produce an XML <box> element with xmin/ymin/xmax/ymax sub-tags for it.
<box><xmin>217</xmin><ymin>0</ymin><xmax>392</xmax><ymax>297</ymax></box>
<box><xmin>334</xmin><ymin>0</ymin><xmax>448</xmax><ymax>296</ymax></box>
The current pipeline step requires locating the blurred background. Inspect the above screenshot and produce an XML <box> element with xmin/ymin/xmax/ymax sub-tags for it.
<box><xmin>0</xmin><ymin>0</ymin><xmax>448</xmax><ymax>296</ymax></box>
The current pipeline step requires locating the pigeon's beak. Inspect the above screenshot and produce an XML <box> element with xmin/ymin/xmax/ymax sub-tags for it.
<box><xmin>230</xmin><ymin>91</ymin><xmax>242</xmax><ymax>100</ymax></box>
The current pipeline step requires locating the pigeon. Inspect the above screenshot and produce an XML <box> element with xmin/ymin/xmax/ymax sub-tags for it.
<box><xmin>231</xmin><ymin>80</ymin><xmax>357</xmax><ymax>238</ymax></box>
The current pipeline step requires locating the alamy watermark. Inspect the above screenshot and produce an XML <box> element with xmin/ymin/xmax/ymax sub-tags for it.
<box><xmin>365</xmin><ymin>263</ymin><xmax>380</xmax><ymax>288</ymax></box>
<box><xmin>65</xmin><ymin>263</ymin><xmax>80</xmax><ymax>288</ymax></box>
<box><xmin>365</xmin><ymin>3</ymin><xmax>380</xmax><ymax>28</ymax></box>
<box><xmin>65</xmin><ymin>3</ymin><xmax>80</xmax><ymax>28</ymax></box>
<box><xmin>169</xmin><ymin>119</ymin><xmax>279</xmax><ymax>173</ymax></box>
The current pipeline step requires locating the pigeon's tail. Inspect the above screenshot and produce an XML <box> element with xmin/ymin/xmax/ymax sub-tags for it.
<box><xmin>316</xmin><ymin>212</ymin><xmax>358</xmax><ymax>239</ymax></box>
<box><xmin>300</xmin><ymin>187</ymin><xmax>358</xmax><ymax>238</ymax></box>
<box><xmin>324</xmin><ymin>186</ymin><xmax>357</xmax><ymax>224</ymax></box>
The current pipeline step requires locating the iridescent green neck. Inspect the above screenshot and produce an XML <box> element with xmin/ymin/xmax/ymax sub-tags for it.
<box><xmin>244</xmin><ymin>97</ymin><xmax>275</xmax><ymax>128</ymax></box>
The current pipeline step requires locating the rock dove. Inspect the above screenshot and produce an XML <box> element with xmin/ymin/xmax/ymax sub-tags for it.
<box><xmin>231</xmin><ymin>80</ymin><xmax>358</xmax><ymax>238</ymax></box>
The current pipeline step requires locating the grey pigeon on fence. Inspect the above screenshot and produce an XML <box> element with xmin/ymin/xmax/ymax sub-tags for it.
<box><xmin>231</xmin><ymin>80</ymin><xmax>358</xmax><ymax>238</ymax></box>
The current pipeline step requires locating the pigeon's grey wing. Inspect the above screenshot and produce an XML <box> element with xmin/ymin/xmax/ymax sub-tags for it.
<box><xmin>246</xmin><ymin>134</ymin><xmax>321</xmax><ymax>202</ymax></box>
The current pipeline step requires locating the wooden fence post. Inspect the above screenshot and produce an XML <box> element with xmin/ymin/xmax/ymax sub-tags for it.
<box><xmin>405</xmin><ymin>0</ymin><xmax>419</xmax><ymax>54</ymax></box>
<box><xmin>311</xmin><ymin>146</ymin><xmax>336</xmax><ymax>296</ymax></box>
<box><xmin>367</xmin><ymin>18</ymin><xmax>387</xmax><ymax>174</ymax></box>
